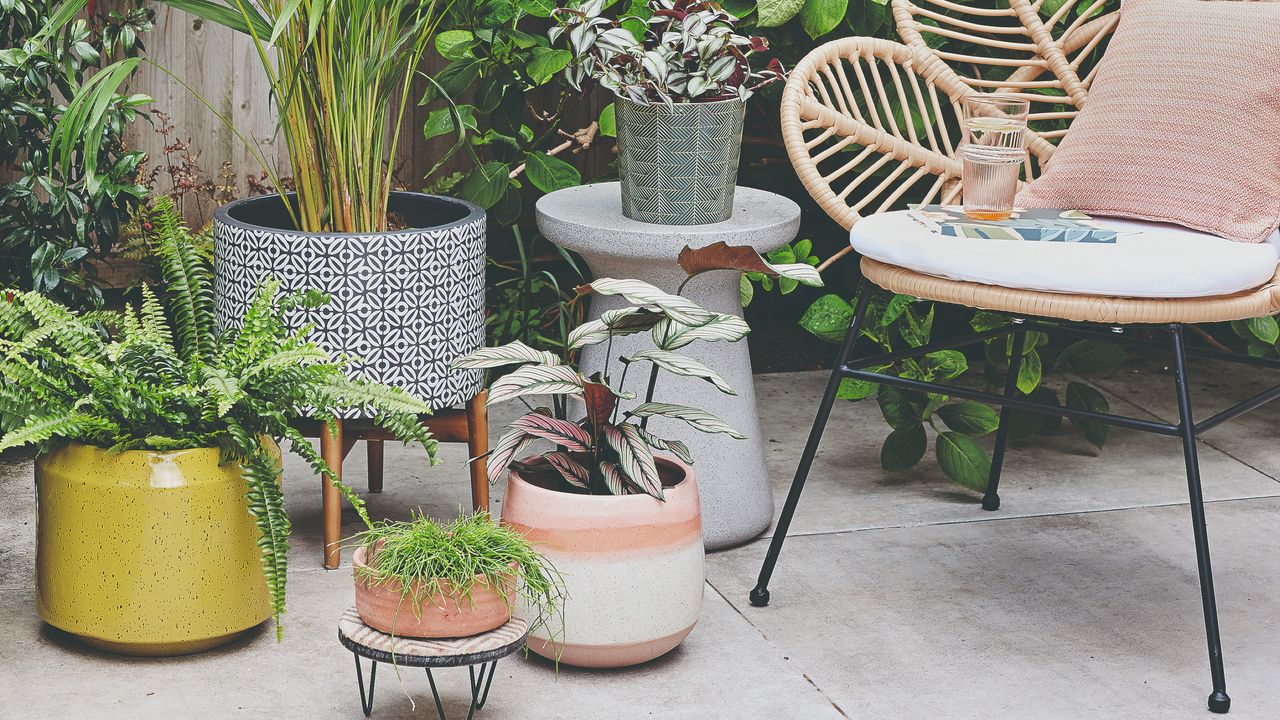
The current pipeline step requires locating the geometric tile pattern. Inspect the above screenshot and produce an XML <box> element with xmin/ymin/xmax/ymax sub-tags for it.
<box><xmin>617</xmin><ymin>97</ymin><xmax>746</xmax><ymax>225</ymax></box>
<box><xmin>213</xmin><ymin>193</ymin><xmax>485</xmax><ymax>416</ymax></box>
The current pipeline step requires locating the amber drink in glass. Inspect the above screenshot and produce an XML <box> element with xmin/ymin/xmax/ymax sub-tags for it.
<box><xmin>960</xmin><ymin>95</ymin><xmax>1029</xmax><ymax>221</ymax></box>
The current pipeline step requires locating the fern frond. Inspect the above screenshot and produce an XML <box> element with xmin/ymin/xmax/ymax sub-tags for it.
<box><xmin>241</xmin><ymin>446</ymin><xmax>290</xmax><ymax>641</ymax></box>
<box><xmin>0</xmin><ymin>412</ymin><xmax>118</xmax><ymax>453</ymax></box>
<box><xmin>138</xmin><ymin>285</ymin><xmax>175</xmax><ymax>349</ymax></box>
<box><xmin>150</xmin><ymin>197</ymin><xmax>215</xmax><ymax>364</ymax></box>
<box><xmin>281</xmin><ymin>425</ymin><xmax>373</xmax><ymax>529</ymax></box>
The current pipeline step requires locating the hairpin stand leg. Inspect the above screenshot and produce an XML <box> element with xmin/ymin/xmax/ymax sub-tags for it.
<box><xmin>353</xmin><ymin>654</ymin><xmax>377</xmax><ymax>717</ymax></box>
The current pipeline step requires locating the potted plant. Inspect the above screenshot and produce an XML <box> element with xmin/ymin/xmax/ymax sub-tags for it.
<box><xmin>0</xmin><ymin>199</ymin><xmax>437</xmax><ymax>655</ymax></box>
<box><xmin>55</xmin><ymin>0</ymin><xmax>486</xmax><ymax>408</ymax></box>
<box><xmin>551</xmin><ymin>0</ymin><xmax>782</xmax><ymax>225</ymax></box>
<box><xmin>348</xmin><ymin>511</ymin><xmax>562</xmax><ymax>639</ymax></box>
<box><xmin>452</xmin><ymin>246</ymin><xmax>816</xmax><ymax>667</ymax></box>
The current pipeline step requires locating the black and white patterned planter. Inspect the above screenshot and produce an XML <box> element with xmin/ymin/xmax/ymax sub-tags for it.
<box><xmin>213</xmin><ymin>192</ymin><xmax>486</xmax><ymax>412</ymax></box>
<box><xmin>617</xmin><ymin>96</ymin><xmax>746</xmax><ymax>225</ymax></box>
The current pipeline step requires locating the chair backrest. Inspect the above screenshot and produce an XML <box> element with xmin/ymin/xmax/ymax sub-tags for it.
<box><xmin>782</xmin><ymin>0</ymin><xmax>1119</xmax><ymax>231</ymax></box>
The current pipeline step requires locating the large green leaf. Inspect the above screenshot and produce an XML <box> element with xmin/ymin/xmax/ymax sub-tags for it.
<box><xmin>457</xmin><ymin>162</ymin><xmax>510</xmax><ymax>209</ymax></box>
<box><xmin>1065</xmin><ymin>381</ymin><xmax>1109</xmax><ymax>449</ymax></box>
<box><xmin>155</xmin><ymin>0</ymin><xmax>271</xmax><ymax>38</ymax></box>
<box><xmin>422</xmin><ymin>104</ymin><xmax>477</xmax><ymax>141</ymax></box>
<box><xmin>877</xmin><ymin>386</ymin><xmax>922</xmax><ymax>429</ymax></box>
<box><xmin>1248</xmin><ymin>316</ymin><xmax>1280</xmax><ymax>345</ymax></box>
<box><xmin>937</xmin><ymin>402</ymin><xmax>999</xmax><ymax>437</ymax></box>
<box><xmin>1057</xmin><ymin>340</ymin><xmax>1126</xmax><ymax>375</ymax></box>
<box><xmin>1016</xmin><ymin>349</ymin><xmax>1042</xmax><ymax>394</ymax></box>
<box><xmin>799</xmin><ymin>294</ymin><xmax>853</xmax><ymax>344</ymax></box>
<box><xmin>800</xmin><ymin>0</ymin><xmax>848</xmax><ymax>39</ymax></box>
<box><xmin>881</xmin><ymin>423</ymin><xmax>926</xmax><ymax>471</ymax></box>
<box><xmin>598</xmin><ymin>103</ymin><xmax>617</xmax><ymax>137</ymax></box>
<box><xmin>525</xmin><ymin>151</ymin><xmax>581</xmax><ymax>193</ymax></box>
<box><xmin>757</xmin><ymin>0</ymin><xmax>805</xmax><ymax>26</ymax></box>
<box><xmin>435</xmin><ymin>30</ymin><xmax>475</xmax><ymax>60</ymax></box>
<box><xmin>936</xmin><ymin>431</ymin><xmax>992</xmax><ymax>492</ymax></box>
<box><xmin>527</xmin><ymin>48</ymin><xmax>573</xmax><ymax>85</ymax></box>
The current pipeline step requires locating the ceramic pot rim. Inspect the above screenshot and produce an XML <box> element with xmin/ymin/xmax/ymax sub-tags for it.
<box><xmin>213</xmin><ymin>190</ymin><xmax>484</xmax><ymax>239</ymax></box>
<box><xmin>508</xmin><ymin>452</ymin><xmax>694</xmax><ymax>506</ymax></box>
<box><xmin>43</xmin><ymin>439</ymin><xmax>279</xmax><ymax>461</ymax></box>
<box><xmin>615</xmin><ymin>95</ymin><xmax>746</xmax><ymax>110</ymax></box>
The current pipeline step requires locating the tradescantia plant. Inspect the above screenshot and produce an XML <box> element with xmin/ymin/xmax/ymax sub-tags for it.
<box><xmin>0</xmin><ymin>198</ymin><xmax>437</xmax><ymax>638</ymax></box>
<box><xmin>550</xmin><ymin>0</ymin><xmax>783</xmax><ymax>105</ymax></box>
<box><xmin>454</xmin><ymin>243</ymin><xmax>820</xmax><ymax>498</ymax></box>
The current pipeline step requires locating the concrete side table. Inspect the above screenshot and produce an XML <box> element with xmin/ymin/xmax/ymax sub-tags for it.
<box><xmin>537</xmin><ymin>182</ymin><xmax>801</xmax><ymax>550</ymax></box>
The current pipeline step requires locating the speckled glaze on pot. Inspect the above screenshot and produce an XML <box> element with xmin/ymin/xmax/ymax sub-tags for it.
<box><xmin>352</xmin><ymin>546</ymin><xmax>514</xmax><ymax>638</ymax></box>
<box><xmin>35</xmin><ymin>442</ymin><xmax>272</xmax><ymax>656</ymax></box>
<box><xmin>502</xmin><ymin>455</ymin><xmax>703</xmax><ymax>668</ymax></box>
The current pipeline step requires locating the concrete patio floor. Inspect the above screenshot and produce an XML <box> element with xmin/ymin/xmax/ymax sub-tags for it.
<box><xmin>3</xmin><ymin>356</ymin><xmax>1280</xmax><ymax>719</ymax></box>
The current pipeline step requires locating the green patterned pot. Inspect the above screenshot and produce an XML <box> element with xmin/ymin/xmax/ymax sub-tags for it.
<box><xmin>617</xmin><ymin>96</ymin><xmax>746</xmax><ymax>225</ymax></box>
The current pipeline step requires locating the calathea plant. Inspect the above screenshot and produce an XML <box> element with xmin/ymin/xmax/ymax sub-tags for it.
<box><xmin>454</xmin><ymin>243</ymin><xmax>821</xmax><ymax>497</ymax></box>
<box><xmin>550</xmin><ymin>0</ymin><xmax>783</xmax><ymax>105</ymax></box>
<box><xmin>0</xmin><ymin>198</ymin><xmax>437</xmax><ymax>637</ymax></box>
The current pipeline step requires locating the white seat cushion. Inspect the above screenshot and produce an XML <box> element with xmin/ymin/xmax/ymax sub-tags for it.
<box><xmin>850</xmin><ymin>211</ymin><xmax>1280</xmax><ymax>299</ymax></box>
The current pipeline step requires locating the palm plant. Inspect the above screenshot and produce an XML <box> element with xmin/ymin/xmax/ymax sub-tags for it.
<box><xmin>49</xmin><ymin>0</ymin><xmax>446</xmax><ymax>233</ymax></box>
<box><xmin>0</xmin><ymin>197</ymin><xmax>438</xmax><ymax>637</ymax></box>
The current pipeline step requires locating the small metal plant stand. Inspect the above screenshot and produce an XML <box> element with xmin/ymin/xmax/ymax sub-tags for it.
<box><xmin>337</xmin><ymin>608</ymin><xmax>528</xmax><ymax>719</ymax></box>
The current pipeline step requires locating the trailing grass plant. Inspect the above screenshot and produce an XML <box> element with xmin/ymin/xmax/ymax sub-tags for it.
<box><xmin>0</xmin><ymin>197</ymin><xmax>438</xmax><ymax>638</ymax></box>
<box><xmin>350</xmin><ymin>511</ymin><xmax>562</xmax><ymax>633</ymax></box>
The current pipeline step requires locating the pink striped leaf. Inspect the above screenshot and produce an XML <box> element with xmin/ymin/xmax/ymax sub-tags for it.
<box><xmin>487</xmin><ymin>364</ymin><xmax>584</xmax><ymax>405</ymax></box>
<box><xmin>598</xmin><ymin>460</ymin><xmax>625</xmax><ymax>496</ymax></box>
<box><xmin>631</xmin><ymin>424</ymin><xmax>693</xmax><ymax>465</ymax></box>
<box><xmin>512</xmin><ymin>412</ymin><xmax>591</xmax><ymax>451</ymax></box>
<box><xmin>545</xmin><ymin>451</ymin><xmax>591</xmax><ymax>489</ymax></box>
<box><xmin>486</xmin><ymin>426</ymin><xmax>536</xmax><ymax>483</ymax></box>
<box><xmin>603</xmin><ymin>423</ymin><xmax>663</xmax><ymax>500</ymax></box>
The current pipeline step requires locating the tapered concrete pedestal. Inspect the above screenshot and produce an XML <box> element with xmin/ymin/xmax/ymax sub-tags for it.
<box><xmin>536</xmin><ymin>183</ymin><xmax>801</xmax><ymax>550</ymax></box>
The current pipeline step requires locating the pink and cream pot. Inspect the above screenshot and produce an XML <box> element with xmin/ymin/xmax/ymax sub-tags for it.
<box><xmin>503</xmin><ymin>455</ymin><xmax>704</xmax><ymax>668</ymax></box>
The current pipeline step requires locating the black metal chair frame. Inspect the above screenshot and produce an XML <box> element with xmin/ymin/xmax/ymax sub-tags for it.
<box><xmin>750</xmin><ymin>279</ymin><xmax>1280</xmax><ymax>715</ymax></box>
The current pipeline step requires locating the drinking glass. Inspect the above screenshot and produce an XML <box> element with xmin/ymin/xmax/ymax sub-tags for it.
<box><xmin>960</xmin><ymin>95</ymin><xmax>1029</xmax><ymax>221</ymax></box>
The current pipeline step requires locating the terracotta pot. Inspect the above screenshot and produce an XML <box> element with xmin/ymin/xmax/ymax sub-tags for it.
<box><xmin>503</xmin><ymin>455</ymin><xmax>704</xmax><ymax>668</ymax></box>
<box><xmin>352</xmin><ymin>545</ymin><xmax>514</xmax><ymax>638</ymax></box>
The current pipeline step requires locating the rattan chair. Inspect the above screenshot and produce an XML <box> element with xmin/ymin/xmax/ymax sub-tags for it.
<box><xmin>749</xmin><ymin>1</ymin><xmax>1280</xmax><ymax>713</ymax></box>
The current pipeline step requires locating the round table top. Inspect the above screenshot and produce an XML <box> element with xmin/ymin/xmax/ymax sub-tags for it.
<box><xmin>536</xmin><ymin>182</ymin><xmax>801</xmax><ymax>259</ymax></box>
<box><xmin>337</xmin><ymin>607</ymin><xmax>529</xmax><ymax>667</ymax></box>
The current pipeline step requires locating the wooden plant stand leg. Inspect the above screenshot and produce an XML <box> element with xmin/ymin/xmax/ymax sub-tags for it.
<box><xmin>465</xmin><ymin>391</ymin><xmax>489</xmax><ymax>513</ymax></box>
<box><xmin>321</xmin><ymin>419</ymin><xmax>345</xmax><ymax>570</ymax></box>
<box><xmin>366</xmin><ymin>439</ymin><xmax>384</xmax><ymax>494</ymax></box>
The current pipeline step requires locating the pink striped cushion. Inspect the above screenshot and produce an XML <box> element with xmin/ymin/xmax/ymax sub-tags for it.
<box><xmin>1017</xmin><ymin>0</ymin><xmax>1280</xmax><ymax>244</ymax></box>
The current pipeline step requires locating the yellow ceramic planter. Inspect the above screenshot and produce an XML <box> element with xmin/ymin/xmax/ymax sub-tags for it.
<box><xmin>36</xmin><ymin>442</ymin><xmax>271</xmax><ymax>656</ymax></box>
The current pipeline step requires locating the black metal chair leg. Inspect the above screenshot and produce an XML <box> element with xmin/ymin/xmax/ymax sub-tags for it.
<box><xmin>353</xmin><ymin>654</ymin><xmax>377</xmax><ymax>717</ymax></box>
<box><xmin>750</xmin><ymin>282</ymin><xmax>873</xmax><ymax>607</ymax></box>
<box><xmin>983</xmin><ymin>324</ymin><xmax>1028</xmax><ymax>511</ymax></box>
<box><xmin>1170</xmin><ymin>324</ymin><xmax>1231</xmax><ymax>714</ymax></box>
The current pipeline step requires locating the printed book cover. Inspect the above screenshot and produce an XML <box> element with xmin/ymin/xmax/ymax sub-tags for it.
<box><xmin>907</xmin><ymin>205</ymin><xmax>1119</xmax><ymax>243</ymax></box>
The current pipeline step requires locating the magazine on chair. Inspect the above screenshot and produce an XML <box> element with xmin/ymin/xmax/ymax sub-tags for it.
<box><xmin>907</xmin><ymin>205</ymin><xmax>1119</xmax><ymax>243</ymax></box>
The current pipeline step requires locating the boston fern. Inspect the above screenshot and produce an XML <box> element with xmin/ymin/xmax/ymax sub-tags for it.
<box><xmin>0</xmin><ymin>198</ymin><xmax>437</xmax><ymax>638</ymax></box>
<box><xmin>454</xmin><ymin>243</ymin><xmax>820</xmax><ymax>498</ymax></box>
